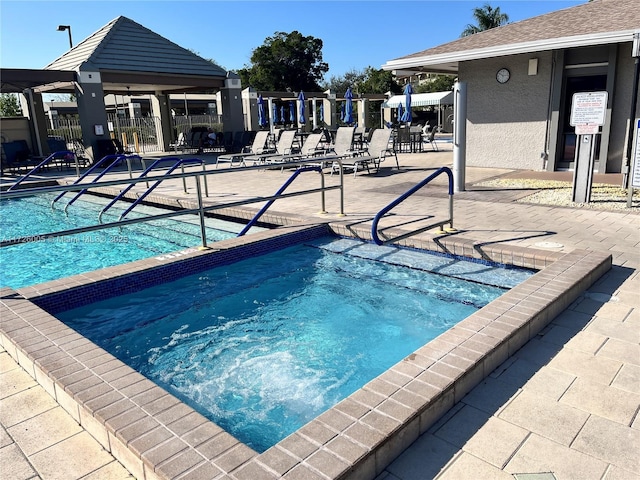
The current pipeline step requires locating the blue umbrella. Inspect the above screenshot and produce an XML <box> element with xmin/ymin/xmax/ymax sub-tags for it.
<box><xmin>340</xmin><ymin>103</ymin><xmax>345</xmax><ymax>122</ymax></box>
<box><xmin>319</xmin><ymin>103</ymin><xmax>324</xmax><ymax>123</ymax></box>
<box><xmin>400</xmin><ymin>83</ymin><xmax>413</xmax><ymax>124</ymax></box>
<box><xmin>298</xmin><ymin>91</ymin><xmax>306</xmax><ymax>125</ymax></box>
<box><xmin>397</xmin><ymin>102</ymin><xmax>404</xmax><ymax>123</ymax></box>
<box><xmin>289</xmin><ymin>101</ymin><xmax>295</xmax><ymax>123</ymax></box>
<box><xmin>280</xmin><ymin>106</ymin><xmax>285</xmax><ymax>124</ymax></box>
<box><xmin>343</xmin><ymin>87</ymin><xmax>354</xmax><ymax>125</ymax></box>
<box><xmin>272</xmin><ymin>102</ymin><xmax>279</xmax><ymax>124</ymax></box>
<box><xmin>257</xmin><ymin>95</ymin><xmax>267</xmax><ymax>127</ymax></box>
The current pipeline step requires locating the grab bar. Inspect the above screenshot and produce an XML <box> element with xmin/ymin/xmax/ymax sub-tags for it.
<box><xmin>117</xmin><ymin>159</ymin><xmax>203</xmax><ymax>221</ymax></box>
<box><xmin>7</xmin><ymin>151</ymin><xmax>76</xmax><ymax>191</ymax></box>
<box><xmin>52</xmin><ymin>154</ymin><xmax>140</xmax><ymax>211</ymax></box>
<box><xmin>371</xmin><ymin>166</ymin><xmax>455</xmax><ymax>245</ymax></box>
<box><xmin>97</xmin><ymin>157</ymin><xmax>194</xmax><ymax>223</ymax></box>
<box><xmin>237</xmin><ymin>165</ymin><xmax>323</xmax><ymax>236</ymax></box>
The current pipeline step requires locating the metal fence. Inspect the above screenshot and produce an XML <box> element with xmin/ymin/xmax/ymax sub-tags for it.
<box><xmin>172</xmin><ymin>114</ymin><xmax>223</xmax><ymax>135</ymax></box>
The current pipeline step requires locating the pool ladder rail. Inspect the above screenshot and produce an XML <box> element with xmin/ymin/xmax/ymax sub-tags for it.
<box><xmin>50</xmin><ymin>154</ymin><xmax>141</xmax><ymax>213</ymax></box>
<box><xmin>371</xmin><ymin>166</ymin><xmax>456</xmax><ymax>245</ymax></box>
<box><xmin>98</xmin><ymin>157</ymin><xmax>205</xmax><ymax>223</ymax></box>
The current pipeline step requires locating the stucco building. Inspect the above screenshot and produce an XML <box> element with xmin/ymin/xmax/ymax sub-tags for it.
<box><xmin>383</xmin><ymin>0</ymin><xmax>639</xmax><ymax>174</ymax></box>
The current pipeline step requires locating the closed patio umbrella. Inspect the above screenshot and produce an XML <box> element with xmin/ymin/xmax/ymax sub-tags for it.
<box><xmin>272</xmin><ymin>102</ymin><xmax>279</xmax><ymax>124</ymax></box>
<box><xmin>280</xmin><ymin>105</ymin><xmax>285</xmax><ymax>124</ymax></box>
<box><xmin>397</xmin><ymin>102</ymin><xmax>404</xmax><ymax>123</ymax></box>
<box><xmin>319</xmin><ymin>103</ymin><xmax>324</xmax><ymax>124</ymax></box>
<box><xmin>257</xmin><ymin>95</ymin><xmax>267</xmax><ymax>127</ymax></box>
<box><xmin>343</xmin><ymin>87</ymin><xmax>354</xmax><ymax>125</ymax></box>
<box><xmin>289</xmin><ymin>101</ymin><xmax>295</xmax><ymax>123</ymax></box>
<box><xmin>400</xmin><ymin>83</ymin><xmax>413</xmax><ymax>124</ymax></box>
<box><xmin>298</xmin><ymin>91</ymin><xmax>306</xmax><ymax>126</ymax></box>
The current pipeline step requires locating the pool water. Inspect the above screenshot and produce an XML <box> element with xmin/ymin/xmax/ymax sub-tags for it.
<box><xmin>0</xmin><ymin>194</ymin><xmax>255</xmax><ymax>289</ymax></box>
<box><xmin>58</xmin><ymin>237</ymin><xmax>534</xmax><ymax>452</ymax></box>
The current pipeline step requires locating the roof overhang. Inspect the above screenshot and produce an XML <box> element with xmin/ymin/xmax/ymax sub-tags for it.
<box><xmin>382</xmin><ymin>29</ymin><xmax>638</xmax><ymax>73</ymax></box>
<box><xmin>383</xmin><ymin>91</ymin><xmax>453</xmax><ymax>108</ymax></box>
<box><xmin>0</xmin><ymin>68</ymin><xmax>76</xmax><ymax>93</ymax></box>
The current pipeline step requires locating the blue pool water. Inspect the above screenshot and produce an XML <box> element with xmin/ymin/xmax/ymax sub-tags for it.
<box><xmin>58</xmin><ymin>237</ymin><xmax>534</xmax><ymax>452</ymax></box>
<box><xmin>0</xmin><ymin>194</ymin><xmax>254</xmax><ymax>289</ymax></box>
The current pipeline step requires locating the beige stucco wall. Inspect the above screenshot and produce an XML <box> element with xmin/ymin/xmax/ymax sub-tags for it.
<box><xmin>460</xmin><ymin>52</ymin><xmax>553</xmax><ymax>170</ymax></box>
<box><xmin>0</xmin><ymin>117</ymin><xmax>33</xmax><ymax>147</ymax></box>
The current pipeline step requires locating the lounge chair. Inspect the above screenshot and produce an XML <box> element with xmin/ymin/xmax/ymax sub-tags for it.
<box><xmin>1</xmin><ymin>140</ymin><xmax>46</xmax><ymax>175</ymax></box>
<box><xmin>244</xmin><ymin>130</ymin><xmax>297</xmax><ymax>165</ymax></box>
<box><xmin>215</xmin><ymin>130</ymin><xmax>271</xmax><ymax>168</ymax></box>
<box><xmin>324</xmin><ymin>126</ymin><xmax>356</xmax><ymax>157</ymax></box>
<box><xmin>332</xmin><ymin>128</ymin><xmax>397</xmax><ymax>177</ymax></box>
<box><xmin>266</xmin><ymin>133</ymin><xmax>323</xmax><ymax>169</ymax></box>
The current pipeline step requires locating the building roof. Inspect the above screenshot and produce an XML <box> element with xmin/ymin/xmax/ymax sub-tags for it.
<box><xmin>383</xmin><ymin>0</ymin><xmax>640</xmax><ymax>73</ymax></box>
<box><xmin>44</xmin><ymin>16</ymin><xmax>227</xmax><ymax>94</ymax></box>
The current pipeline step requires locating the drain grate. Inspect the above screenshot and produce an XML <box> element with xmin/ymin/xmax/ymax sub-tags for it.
<box><xmin>513</xmin><ymin>473</ymin><xmax>558</xmax><ymax>480</ymax></box>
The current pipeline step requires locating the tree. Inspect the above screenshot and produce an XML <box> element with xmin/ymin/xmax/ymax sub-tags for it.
<box><xmin>0</xmin><ymin>93</ymin><xmax>22</xmax><ymax>117</ymax></box>
<box><xmin>415</xmin><ymin>75</ymin><xmax>456</xmax><ymax>93</ymax></box>
<box><xmin>358</xmin><ymin>68</ymin><xmax>403</xmax><ymax>95</ymax></box>
<box><xmin>323</xmin><ymin>67</ymin><xmax>401</xmax><ymax>95</ymax></box>
<box><xmin>238</xmin><ymin>31</ymin><xmax>329</xmax><ymax>92</ymax></box>
<box><xmin>461</xmin><ymin>3</ymin><xmax>509</xmax><ymax>37</ymax></box>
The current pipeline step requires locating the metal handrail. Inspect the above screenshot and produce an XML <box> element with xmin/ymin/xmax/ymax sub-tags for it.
<box><xmin>371</xmin><ymin>166</ymin><xmax>454</xmax><ymax>245</ymax></box>
<box><xmin>117</xmin><ymin>158</ymin><xmax>204</xmax><ymax>221</ymax></box>
<box><xmin>238</xmin><ymin>165</ymin><xmax>323</xmax><ymax>236</ymax></box>
<box><xmin>1</xmin><ymin>157</ymin><xmax>345</xmax><ymax>249</ymax></box>
<box><xmin>98</xmin><ymin>156</ymin><xmax>185</xmax><ymax>223</ymax></box>
<box><xmin>7</xmin><ymin>151</ymin><xmax>77</xmax><ymax>191</ymax></box>
<box><xmin>53</xmin><ymin>154</ymin><xmax>141</xmax><ymax>212</ymax></box>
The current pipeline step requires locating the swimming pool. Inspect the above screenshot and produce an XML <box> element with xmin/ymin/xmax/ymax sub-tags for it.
<box><xmin>58</xmin><ymin>236</ymin><xmax>534</xmax><ymax>453</ymax></box>
<box><xmin>0</xmin><ymin>193</ymin><xmax>260</xmax><ymax>289</ymax></box>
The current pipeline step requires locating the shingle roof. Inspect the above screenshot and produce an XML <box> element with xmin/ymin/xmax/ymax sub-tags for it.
<box><xmin>385</xmin><ymin>0</ymin><xmax>639</xmax><ymax>69</ymax></box>
<box><xmin>45</xmin><ymin>16</ymin><xmax>226</xmax><ymax>78</ymax></box>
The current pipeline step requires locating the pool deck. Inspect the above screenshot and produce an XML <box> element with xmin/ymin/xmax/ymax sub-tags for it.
<box><xmin>1</xmin><ymin>144</ymin><xmax>638</xmax><ymax>480</ymax></box>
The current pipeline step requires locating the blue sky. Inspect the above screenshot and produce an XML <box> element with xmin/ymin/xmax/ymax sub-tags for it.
<box><xmin>1</xmin><ymin>0</ymin><xmax>581</xmax><ymax>80</ymax></box>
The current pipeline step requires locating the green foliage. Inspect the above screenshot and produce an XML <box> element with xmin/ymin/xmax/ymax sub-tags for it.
<box><xmin>0</xmin><ymin>93</ymin><xmax>22</xmax><ymax>117</ymax></box>
<box><xmin>358</xmin><ymin>68</ymin><xmax>402</xmax><ymax>95</ymax></box>
<box><xmin>415</xmin><ymin>75</ymin><xmax>456</xmax><ymax>93</ymax></box>
<box><xmin>323</xmin><ymin>67</ymin><xmax>402</xmax><ymax>95</ymax></box>
<box><xmin>238</xmin><ymin>31</ymin><xmax>329</xmax><ymax>91</ymax></box>
<box><xmin>461</xmin><ymin>3</ymin><xmax>509</xmax><ymax>37</ymax></box>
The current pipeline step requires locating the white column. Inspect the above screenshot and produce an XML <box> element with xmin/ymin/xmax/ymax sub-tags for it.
<box><xmin>453</xmin><ymin>82</ymin><xmax>467</xmax><ymax>193</ymax></box>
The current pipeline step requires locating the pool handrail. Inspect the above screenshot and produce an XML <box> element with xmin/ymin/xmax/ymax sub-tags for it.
<box><xmin>237</xmin><ymin>165</ymin><xmax>323</xmax><ymax>236</ymax></box>
<box><xmin>0</xmin><ymin>157</ymin><xmax>345</xmax><ymax>250</ymax></box>
<box><xmin>51</xmin><ymin>154</ymin><xmax>138</xmax><ymax>211</ymax></box>
<box><xmin>97</xmin><ymin>156</ymin><xmax>184</xmax><ymax>223</ymax></box>
<box><xmin>117</xmin><ymin>158</ymin><xmax>204</xmax><ymax>221</ymax></box>
<box><xmin>371</xmin><ymin>166</ymin><xmax>454</xmax><ymax>245</ymax></box>
<box><xmin>7</xmin><ymin>151</ymin><xmax>76</xmax><ymax>191</ymax></box>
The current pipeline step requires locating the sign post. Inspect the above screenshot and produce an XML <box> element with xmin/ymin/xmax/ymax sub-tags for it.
<box><xmin>570</xmin><ymin>91</ymin><xmax>608</xmax><ymax>203</ymax></box>
<box><xmin>628</xmin><ymin>119</ymin><xmax>640</xmax><ymax>207</ymax></box>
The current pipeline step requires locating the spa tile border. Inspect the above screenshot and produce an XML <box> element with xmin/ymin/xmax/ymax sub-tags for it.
<box><xmin>0</xmin><ymin>228</ymin><xmax>612</xmax><ymax>480</ymax></box>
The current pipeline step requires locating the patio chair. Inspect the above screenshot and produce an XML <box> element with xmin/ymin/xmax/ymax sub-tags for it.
<box><xmin>332</xmin><ymin>128</ymin><xmax>397</xmax><ymax>177</ymax></box>
<box><xmin>266</xmin><ymin>133</ymin><xmax>323</xmax><ymax>169</ymax></box>
<box><xmin>215</xmin><ymin>130</ymin><xmax>271</xmax><ymax>168</ymax></box>
<box><xmin>423</xmin><ymin>128</ymin><xmax>439</xmax><ymax>151</ymax></box>
<box><xmin>1</xmin><ymin>140</ymin><xmax>42</xmax><ymax>175</ymax></box>
<box><xmin>244</xmin><ymin>130</ymin><xmax>297</xmax><ymax>165</ymax></box>
<box><xmin>324</xmin><ymin>126</ymin><xmax>356</xmax><ymax>157</ymax></box>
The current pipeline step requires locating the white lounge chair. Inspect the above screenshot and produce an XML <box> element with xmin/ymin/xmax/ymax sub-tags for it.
<box><xmin>332</xmin><ymin>128</ymin><xmax>397</xmax><ymax>177</ymax></box>
<box><xmin>215</xmin><ymin>130</ymin><xmax>271</xmax><ymax>168</ymax></box>
<box><xmin>244</xmin><ymin>130</ymin><xmax>297</xmax><ymax>165</ymax></box>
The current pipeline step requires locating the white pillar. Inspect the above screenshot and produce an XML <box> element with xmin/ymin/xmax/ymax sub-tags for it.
<box><xmin>267</xmin><ymin>97</ymin><xmax>275</xmax><ymax>134</ymax></box>
<box><xmin>453</xmin><ymin>81</ymin><xmax>467</xmax><ymax>193</ymax></box>
<box><xmin>312</xmin><ymin>97</ymin><xmax>318</xmax><ymax>130</ymax></box>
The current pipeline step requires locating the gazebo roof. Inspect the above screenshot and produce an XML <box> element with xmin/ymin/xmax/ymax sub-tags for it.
<box><xmin>44</xmin><ymin>16</ymin><xmax>227</xmax><ymax>94</ymax></box>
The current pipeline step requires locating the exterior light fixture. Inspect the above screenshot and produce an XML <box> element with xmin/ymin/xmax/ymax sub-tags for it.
<box><xmin>57</xmin><ymin>25</ymin><xmax>73</xmax><ymax>49</ymax></box>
